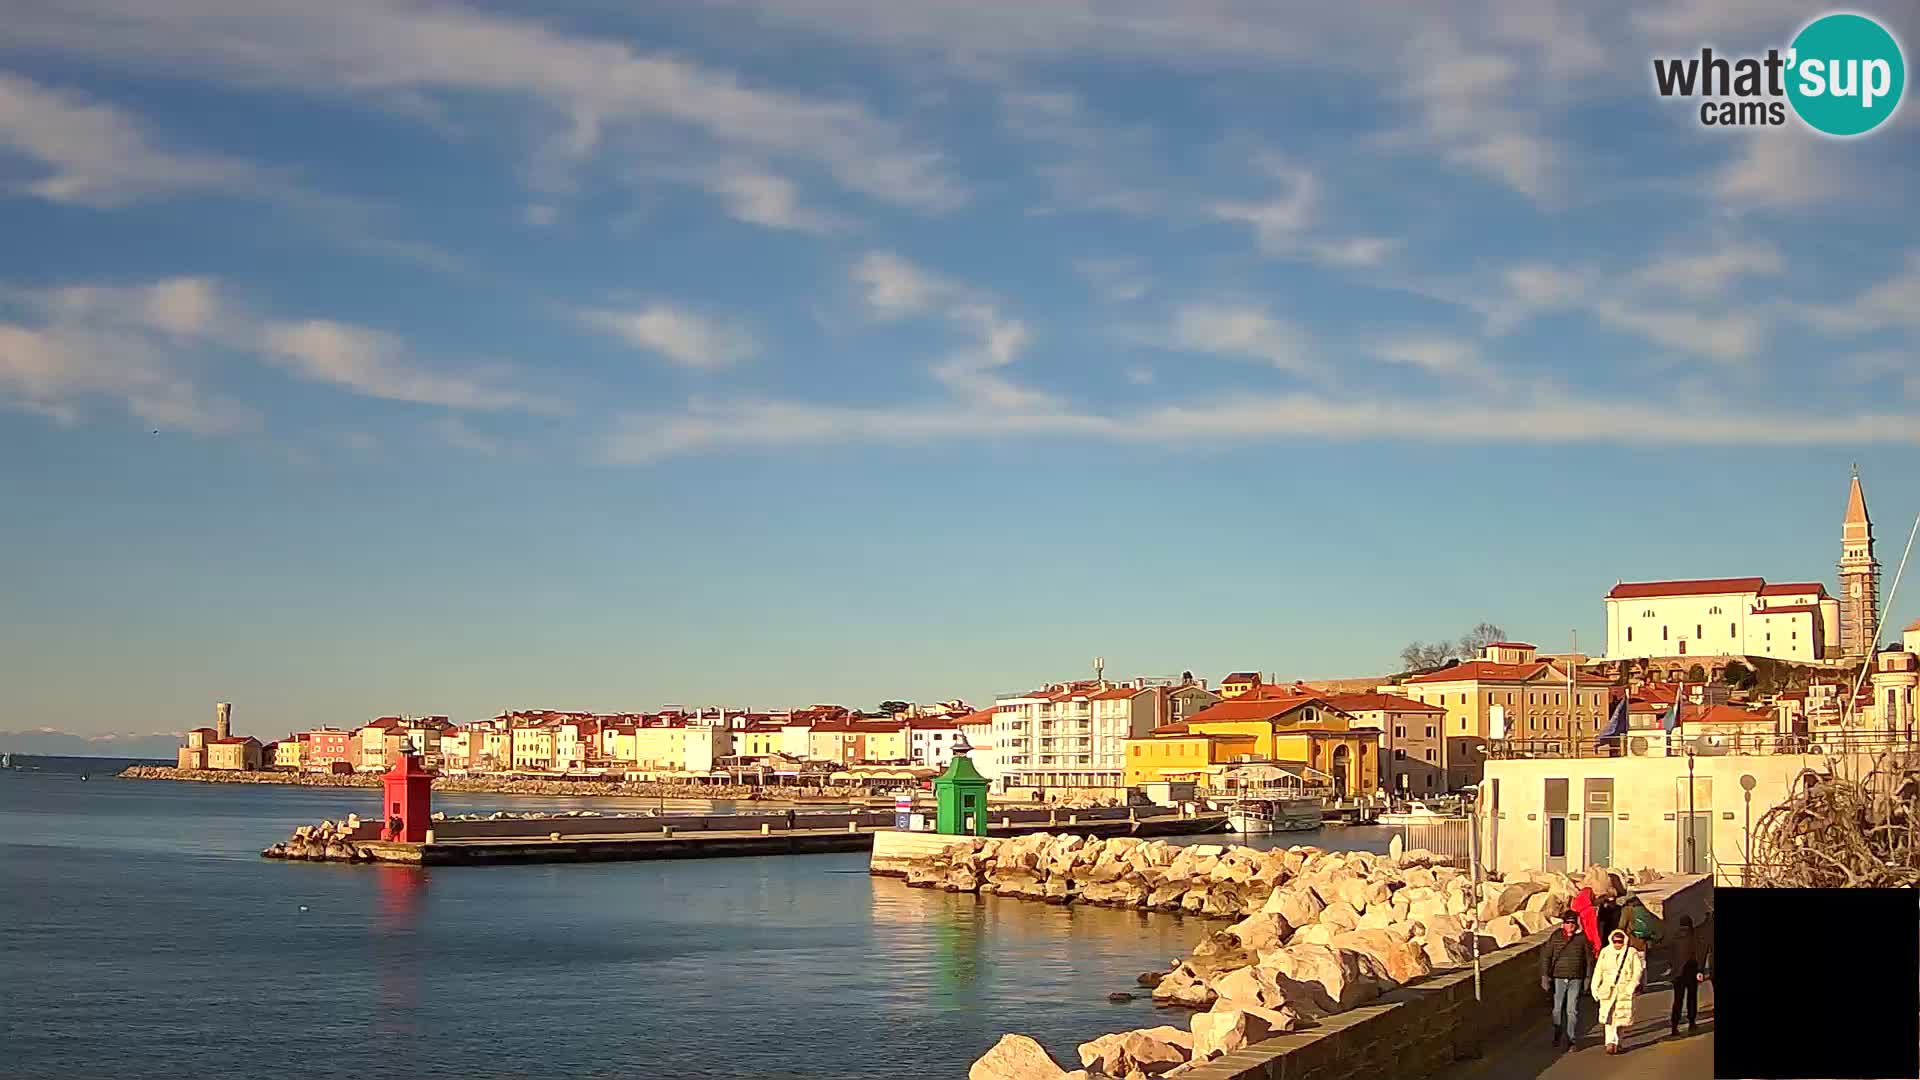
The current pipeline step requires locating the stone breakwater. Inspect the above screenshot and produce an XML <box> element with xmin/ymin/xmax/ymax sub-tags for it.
<box><xmin>118</xmin><ymin>765</ymin><xmax>864</xmax><ymax>802</ymax></box>
<box><xmin>261</xmin><ymin>815</ymin><xmax>379</xmax><ymax>862</ymax></box>
<box><xmin>877</xmin><ymin>832</ymin><xmax>1661</xmax><ymax>1080</ymax></box>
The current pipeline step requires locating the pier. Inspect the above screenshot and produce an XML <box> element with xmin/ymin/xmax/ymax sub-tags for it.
<box><xmin>266</xmin><ymin>806</ymin><xmax>1230</xmax><ymax>866</ymax></box>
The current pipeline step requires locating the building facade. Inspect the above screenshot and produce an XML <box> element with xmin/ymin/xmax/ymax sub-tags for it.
<box><xmin>1604</xmin><ymin>578</ymin><xmax>1838</xmax><ymax>663</ymax></box>
<box><xmin>1324</xmin><ymin>692</ymin><xmax>1447</xmax><ymax>796</ymax></box>
<box><xmin>994</xmin><ymin>679</ymin><xmax>1160</xmax><ymax>792</ymax></box>
<box><xmin>1396</xmin><ymin>643</ymin><xmax>1610</xmax><ymax>790</ymax></box>
<box><xmin>206</xmin><ymin>736</ymin><xmax>263</xmax><ymax>771</ymax></box>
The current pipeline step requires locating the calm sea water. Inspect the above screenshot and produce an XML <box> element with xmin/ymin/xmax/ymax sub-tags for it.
<box><xmin>0</xmin><ymin>757</ymin><xmax>1394</xmax><ymax>1079</ymax></box>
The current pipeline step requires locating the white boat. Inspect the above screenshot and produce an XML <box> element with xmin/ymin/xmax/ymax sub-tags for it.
<box><xmin>1376</xmin><ymin>800</ymin><xmax>1468</xmax><ymax>826</ymax></box>
<box><xmin>1226</xmin><ymin>796</ymin><xmax>1325</xmax><ymax>834</ymax></box>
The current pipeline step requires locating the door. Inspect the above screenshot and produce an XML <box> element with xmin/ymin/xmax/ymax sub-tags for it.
<box><xmin>1584</xmin><ymin>778</ymin><xmax>1614</xmax><ymax>870</ymax></box>
<box><xmin>1586</xmin><ymin>816</ymin><xmax>1612</xmax><ymax>870</ymax></box>
<box><xmin>1542</xmin><ymin>778</ymin><xmax>1569</xmax><ymax>873</ymax></box>
<box><xmin>1677</xmin><ymin>813</ymin><xmax>1713</xmax><ymax>873</ymax></box>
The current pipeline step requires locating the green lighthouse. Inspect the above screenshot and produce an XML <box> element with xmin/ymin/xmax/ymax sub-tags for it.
<box><xmin>933</xmin><ymin>734</ymin><xmax>990</xmax><ymax>836</ymax></box>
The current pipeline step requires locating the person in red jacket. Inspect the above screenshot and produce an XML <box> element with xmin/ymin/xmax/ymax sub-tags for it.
<box><xmin>1570</xmin><ymin>886</ymin><xmax>1603</xmax><ymax>955</ymax></box>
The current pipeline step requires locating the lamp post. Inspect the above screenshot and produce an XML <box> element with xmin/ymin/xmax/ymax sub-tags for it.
<box><xmin>1740</xmin><ymin>773</ymin><xmax>1757</xmax><ymax>886</ymax></box>
<box><xmin>1685</xmin><ymin>743</ymin><xmax>1697</xmax><ymax>874</ymax></box>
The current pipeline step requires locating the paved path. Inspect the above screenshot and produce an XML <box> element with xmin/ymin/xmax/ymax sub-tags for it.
<box><xmin>1435</xmin><ymin>979</ymin><xmax>1714</xmax><ymax>1080</ymax></box>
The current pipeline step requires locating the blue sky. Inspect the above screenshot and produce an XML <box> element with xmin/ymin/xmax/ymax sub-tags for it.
<box><xmin>2</xmin><ymin>1</ymin><xmax>1917</xmax><ymax>739</ymax></box>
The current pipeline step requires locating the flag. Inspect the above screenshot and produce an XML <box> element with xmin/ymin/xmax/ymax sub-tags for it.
<box><xmin>1664</xmin><ymin>684</ymin><xmax>1685</xmax><ymax>732</ymax></box>
<box><xmin>1594</xmin><ymin>692</ymin><xmax>1629</xmax><ymax>748</ymax></box>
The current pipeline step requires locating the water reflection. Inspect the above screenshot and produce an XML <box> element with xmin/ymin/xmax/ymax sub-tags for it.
<box><xmin>374</xmin><ymin>866</ymin><xmax>427</xmax><ymax>1041</ymax></box>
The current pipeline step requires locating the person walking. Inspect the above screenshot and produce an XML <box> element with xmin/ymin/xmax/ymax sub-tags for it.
<box><xmin>1669</xmin><ymin>914</ymin><xmax>1712</xmax><ymax>1036</ymax></box>
<box><xmin>1539</xmin><ymin>910</ymin><xmax>1591</xmax><ymax>1048</ymax></box>
<box><xmin>1590</xmin><ymin>928</ymin><xmax>1646</xmax><ymax>1055</ymax></box>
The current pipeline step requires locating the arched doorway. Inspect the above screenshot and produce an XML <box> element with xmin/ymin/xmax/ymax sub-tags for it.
<box><xmin>1330</xmin><ymin>744</ymin><xmax>1351</xmax><ymax>799</ymax></box>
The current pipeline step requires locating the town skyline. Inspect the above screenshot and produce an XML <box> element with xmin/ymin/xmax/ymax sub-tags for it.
<box><xmin>3</xmin><ymin>3</ymin><xmax>1917</xmax><ymax>737</ymax></box>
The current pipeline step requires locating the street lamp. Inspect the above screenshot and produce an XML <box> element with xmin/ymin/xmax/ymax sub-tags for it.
<box><xmin>1685</xmin><ymin>742</ymin><xmax>1697</xmax><ymax>875</ymax></box>
<box><xmin>1740</xmin><ymin>773</ymin><xmax>1758</xmax><ymax>886</ymax></box>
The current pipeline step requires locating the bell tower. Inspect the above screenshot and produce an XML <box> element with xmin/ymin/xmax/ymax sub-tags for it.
<box><xmin>1838</xmin><ymin>465</ymin><xmax>1880</xmax><ymax>659</ymax></box>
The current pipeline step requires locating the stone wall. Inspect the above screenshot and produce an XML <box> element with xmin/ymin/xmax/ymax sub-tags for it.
<box><xmin>1180</xmin><ymin>932</ymin><xmax>1550</xmax><ymax>1080</ymax></box>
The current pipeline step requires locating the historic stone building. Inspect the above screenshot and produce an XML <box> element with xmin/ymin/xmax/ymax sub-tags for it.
<box><xmin>1838</xmin><ymin>467</ymin><xmax>1881</xmax><ymax>660</ymax></box>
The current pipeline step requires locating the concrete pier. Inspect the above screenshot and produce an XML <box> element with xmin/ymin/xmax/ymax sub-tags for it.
<box><xmin>268</xmin><ymin>810</ymin><xmax>1230</xmax><ymax>867</ymax></box>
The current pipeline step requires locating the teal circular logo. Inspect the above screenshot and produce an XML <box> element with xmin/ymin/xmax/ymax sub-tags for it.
<box><xmin>1787</xmin><ymin>13</ymin><xmax>1905</xmax><ymax>136</ymax></box>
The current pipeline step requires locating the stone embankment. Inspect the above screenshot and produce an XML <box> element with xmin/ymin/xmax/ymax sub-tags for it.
<box><xmin>119</xmin><ymin>765</ymin><xmax>865</xmax><ymax>802</ymax></box>
<box><xmin>879</xmin><ymin>832</ymin><xmax>1661</xmax><ymax>1080</ymax></box>
<box><xmin>261</xmin><ymin>815</ymin><xmax>379</xmax><ymax>862</ymax></box>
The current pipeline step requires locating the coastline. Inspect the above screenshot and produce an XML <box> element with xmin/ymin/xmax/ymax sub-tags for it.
<box><xmin>115</xmin><ymin>765</ymin><xmax>869</xmax><ymax>803</ymax></box>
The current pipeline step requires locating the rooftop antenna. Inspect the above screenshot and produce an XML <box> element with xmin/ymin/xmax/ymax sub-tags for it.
<box><xmin>1093</xmin><ymin>656</ymin><xmax>1105</xmax><ymax>685</ymax></box>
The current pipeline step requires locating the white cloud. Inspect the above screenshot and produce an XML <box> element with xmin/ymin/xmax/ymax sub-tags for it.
<box><xmin>1072</xmin><ymin>258</ymin><xmax>1150</xmax><ymax>303</ymax></box>
<box><xmin>1377</xmin><ymin>338</ymin><xmax>1490</xmax><ymax>381</ymax></box>
<box><xmin>851</xmin><ymin>251</ymin><xmax>952</xmax><ymax>318</ymax></box>
<box><xmin>1391</xmin><ymin>32</ymin><xmax>1564</xmax><ymax>202</ymax></box>
<box><xmin>599</xmin><ymin>388</ymin><xmax>1920</xmax><ymax>464</ymax></box>
<box><xmin>1632</xmin><ymin>241</ymin><xmax>1784</xmax><ymax>298</ymax></box>
<box><xmin>4</xmin><ymin>1</ymin><xmax>964</xmax><ymax>212</ymax></box>
<box><xmin>521</xmin><ymin>203</ymin><xmax>558</xmax><ymax>226</ymax></box>
<box><xmin>704</xmin><ymin>168</ymin><xmax>842</xmax><ymax>233</ymax></box>
<box><xmin>1169</xmin><ymin>303</ymin><xmax>1322</xmax><ymax>381</ymax></box>
<box><xmin>1713</xmin><ymin>133</ymin><xmax>1854</xmax><ymax>210</ymax></box>
<box><xmin>2</xmin><ymin>274</ymin><xmax>561</xmax><ymax>432</ymax></box>
<box><xmin>0</xmin><ymin>71</ymin><xmax>264</xmax><ymax>207</ymax></box>
<box><xmin>1587</xmin><ymin>299</ymin><xmax>1765</xmax><ymax>362</ymax></box>
<box><xmin>1210</xmin><ymin>157</ymin><xmax>1397</xmax><ymax>268</ymax></box>
<box><xmin>1034</xmin><ymin>161</ymin><xmax>1160</xmax><ymax>217</ymax></box>
<box><xmin>579</xmin><ymin>304</ymin><xmax>758</xmax><ymax>370</ymax></box>
<box><xmin>1127</xmin><ymin>366</ymin><xmax>1155</xmax><ymax>385</ymax></box>
<box><xmin>1793</xmin><ymin>253</ymin><xmax>1920</xmax><ymax>336</ymax></box>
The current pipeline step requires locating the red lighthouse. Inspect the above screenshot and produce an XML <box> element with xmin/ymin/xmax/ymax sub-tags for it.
<box><xmin>380</xmin><ymin>751</ymin><xmax>435</xmax><ymax>843</ymax></box>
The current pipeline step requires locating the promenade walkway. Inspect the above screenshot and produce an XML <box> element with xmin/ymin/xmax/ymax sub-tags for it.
<box><xmin>1436</xmin><ymin>979</ymin><xmax>1714</xmax><ymax>1080</ymax></box>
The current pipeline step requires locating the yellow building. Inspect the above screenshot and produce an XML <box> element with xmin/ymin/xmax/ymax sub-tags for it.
<box><xmin>1124</xmin><ymin>695</ymin><xmax>1378</xmax><ymax>797</ymax></box>
<box><xmin>1123</xmin><ymin>729</ymin><xmax>1258</xmax><ymax>787</ymax></box>
<box><xmin>511</xmin><ymin>726</ymin><xmax>556</xmax><ymax>770</ymax></box>
<box><xmin>628</xmin><ymin>726</ymin><xmax>730</xmax><ymax>775</ymax></box>
<box><xmin>206</xmin><ymin>736</ymin><xmax>263</xmax><ymax>771</ymax></box>
<box><xmin>734</xmin><ymin>724</ymin><xmax>784</xmax><ymax>758</ymax></box>
<box><xmin>853</xmin><ymin>720</ymin><xmax>910</xmax><ymax>763</ymax></box>
<box><xmin>1397</xmin><ymin>642</ymin><xmax>1611</xmax><ymax>790</ymax></box>
<box><xmin>273</xmin><ymin>738</ymin><xmax>306</xmax><ymax>770</ymax></box>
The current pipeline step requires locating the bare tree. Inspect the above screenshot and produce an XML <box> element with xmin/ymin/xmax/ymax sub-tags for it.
<box><xmin>1456</xmin><ymin>622</ymin><xmax>1507</xmax><ymax>658</ymax></box>
<box><xmin>1399</xmin><ymin>640</ymin><xmax>1453</xmax><ymax>672</ymax></box>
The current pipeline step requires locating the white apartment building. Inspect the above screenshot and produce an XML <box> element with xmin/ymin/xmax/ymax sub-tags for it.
<box><xmin>907</xmin><ymin>719</ymin><xmax>963</xmax><ymax>770</ymax></box>
<box><xmin>993</xmin><ymin>680</ymin><xmax>1155</xmax><ymax>793</ymax></box>
<box><xmin>1605</xmin><ymin>577</ymin><xmax>1840</xmax><ymax>663</ymax></box>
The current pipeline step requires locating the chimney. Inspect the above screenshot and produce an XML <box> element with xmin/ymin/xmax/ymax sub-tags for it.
<box><xmin>215</xmin><ymin>702</ymin><xmax>232</xmax><ymax>741</ymax></box>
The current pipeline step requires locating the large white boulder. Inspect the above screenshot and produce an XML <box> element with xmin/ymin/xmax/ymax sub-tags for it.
<box><xmin>970</xmin><ymin>1034</ymin><xmax>1081</xmax><ymax>1080</ymax></box>
<box><xmin>1191</xmin><ymin>1007</ymin><xmax>1295</xmax><ymax>1060</ymax></box>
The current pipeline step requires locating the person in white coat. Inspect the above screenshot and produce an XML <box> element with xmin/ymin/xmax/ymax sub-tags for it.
<box><xmin>1590</xmin><ymin>928</ymin><xmax>1646</xmax><ymax>1054</ymax></box>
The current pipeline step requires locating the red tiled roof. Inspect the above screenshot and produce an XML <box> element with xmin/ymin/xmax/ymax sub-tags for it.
<box><xmin>1323</xmin><ymin>692</ymin><xmax>1444</xmax><ymax>713</ymax></box>
<box><xmin>1485</xmin><ymin>641</ymin><xmax>1536</xmax><ymax>650</ymax></box>
<box><xmin>1777</xmin><ymin>691</ymin><xmax>1808</xmax><ymax>701</ymax></box>
<box><xmin>1244</xmin><ymin>681</ymin><xmax>1324</xmax><ymax>700</ymax></box>
<box><xmin>1089</xmin><ymin>686</ymin><xmax>1141</xmax><ymax>700</ymax></box>
<box><xmin>954</xmin><ymin>708</ymin><xmax>997</xmax><ymax>726</ymax></box>
<box><xmin>1753</xmin><ymin>604</ymin><xmax>1821</xmax><ymax>616</ymax></box>
<box><xmin>1149</xmin><ymin>721</ymin><xmax>1190</xmax><ymax>735</ymax></box>
<box><xmin>1405</xmin><ymin>661</ymin><xmax>1609</xmax><ymax>686</ymax></box>
<box><xmin>907</xmin><ymin>717</ymin><xmax>961</xmax><ymax>730</ymax></box>
<box><xmin>1607</xmin><ymin>577</ymin><xmax>1765</xmax><ymax>599</ymax></box>
<box><xmin>1186</xmin><ymin>697</ymin><xmax>1325</xmax><ymax>724</ymax></box>
<box><xmin>1221</xmin><ymin>672</ymin><xmax>1262</xmax><ymax>683</ymax></box>
<box><xmin>188</xmin><ymin>727</ymin><xmax>217</xmax><ymax>736</ymax></box>
<box><xmin>1759</xmin><ymin>582</ymin><xmax>1828</xmax><ymax>597</ymax></box>
<box><xmin>1906</xmin><ymin>617</ymin><xmax>1920</xmax><ymax>633</ymax></box>
<box><xmin>211</xmin><ymin>736</ymin><xmax>259</xmax><ymax>745</ymax></box>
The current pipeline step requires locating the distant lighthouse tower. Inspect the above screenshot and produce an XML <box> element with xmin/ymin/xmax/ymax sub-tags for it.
<box><xmin>1838</xmin><ymin>465</ymin><xmax>1881</xmax><ymax>659</ymax></box>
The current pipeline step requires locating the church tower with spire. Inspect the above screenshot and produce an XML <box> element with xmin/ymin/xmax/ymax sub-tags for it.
<box><xmin>1838</xmin><ymin>466</ymin><xmax>1881</xmax><ymax>658</ymax></box>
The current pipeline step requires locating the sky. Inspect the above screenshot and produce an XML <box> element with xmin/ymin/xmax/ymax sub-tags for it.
<box><xmin>2</xmin><ymin>1</ymin><xmax>1918</xmax><ymax>741</ymax></box>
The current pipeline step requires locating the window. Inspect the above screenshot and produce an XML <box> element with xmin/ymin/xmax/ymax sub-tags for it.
<box><xmin>1730</xmin><ymin>623</ymin><xmax>1736</xmax><ymax>637</ymax></box>
<box><xmin>1394</xmin><ymin>749</ymin><xmax>1406</xmax><ymax>760</ymax></box>
<box><xmin>1424</xmin><ymin>749</ymin><xmax>1437</xmax><ymax>762</ymax></box>
<box><xmin>1426</xmin><ymin>725</ymin><xmax>1436</xmax><ymax>738</ymax></box>
<box><xmin>1627</xmin><ymin>627</ymin><xmax>1632</xmax><ymax>642</ymax></box>
<box><xmin>1663</xmin><ymin>625</ymin><xmax>1669</xmax><ymax>640</ymax></box>
<box><xmin>1695</xmin><ymin>624</ymin><xmax>1703</xmax><ymax>638</ymax></box>
<box><xmin>1394</xmin><ymin>725</ymin><xmax>1406</xmax><ymax>738</ymax></box>
<box><xmin>1709</xmin><ymin>605</ymin><xmax>1721</xmax><ymax>615</ymax></box>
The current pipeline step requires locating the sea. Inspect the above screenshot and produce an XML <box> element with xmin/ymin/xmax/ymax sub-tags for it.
<box><xmin>0</xmin><ymin>755</ymin><xmax>1398</xmax><ymax>1079</ymax></box>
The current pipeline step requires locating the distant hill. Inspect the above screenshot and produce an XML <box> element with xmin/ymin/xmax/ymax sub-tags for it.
<box><xmin>0</xmin><ymin>729</ymin><xmax>184</xmax><ymax>759</ymax></box>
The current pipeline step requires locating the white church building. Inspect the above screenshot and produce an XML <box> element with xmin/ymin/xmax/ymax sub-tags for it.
<box><xmin>1603</xmin><ymin>471</ymin><xmax>1880</xmax><ymax>666</ymax></box>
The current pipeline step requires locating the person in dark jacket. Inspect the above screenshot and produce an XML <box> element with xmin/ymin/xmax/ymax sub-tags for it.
<box><xmin>1669</xmin><ymin>914</ymin><xmax>1712</xmax><ymax>1036</ymax></box>
<box><xmin>1540</xmin><ymin>910</ymin><xmax>1591</xmax><ymax>1048</ymax></box>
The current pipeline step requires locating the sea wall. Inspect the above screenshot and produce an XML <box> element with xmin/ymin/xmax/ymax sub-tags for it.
<box><xmin>117</xmin><ymin>765</ymin><xmax>866</xmax><ymax>801</ymax></box>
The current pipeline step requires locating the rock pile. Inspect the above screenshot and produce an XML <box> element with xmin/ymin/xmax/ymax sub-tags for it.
<box><xmin>260</xmin><ymin>815</ymin><xmax>378</xmax><ymax>862</ymax></box>
<box><xmin>948</xmin><ymin>834</ymin><xmax>1663</xmax><ymax>1079</ymax></box>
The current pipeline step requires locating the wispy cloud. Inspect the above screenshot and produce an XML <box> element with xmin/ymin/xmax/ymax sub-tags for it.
<box><xmin>703</xmin><ymin>168</ymin><xmax>844</xmax><ymax>233</ymax></box>
<box><xmin>1072</xmin><ymin>257</ymin><xmax>1151</xmax><ymax>303</ymax></box>
<box><xmin>579</xmin><ymin>304</ymin><xmax>759</xmax><ymax>370</ymax></box>
<box><xmin>1376</xmin><ymin>338</ymin><xmax>1492</xmax><ymax>382</ymax></box>
<box><xmin>4</xmin><ymin>1</ymin><xmax>965</xmax><ymax>213</ymax></box>
<box><xmin>1168</xmin><ymin>303</ymin><xmax>1323</xmax><ymax>381</ymax></box>
<box><xmin>3</xmin><ymin>275</ymin><xmax>563</xmax><ymax>432</ymax></box>
<box><xmin>850</xmin><ymin>251</ymin><xmax>1050</xmax><ymax>407</ymax></box>
<box><xmin>1209</xmin><ymin>156</ymin><xmax>1398</xmax><ymax>267</ymax></box>
<box><xmin>599</xmin><ymin>388</ymin><xmax>1920</xmax><ymax>464</ymax></box>
<box><xmin>0</xmin><ymin>70</ymin><xmax>265</xmax><ymax>207</ymax></box>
